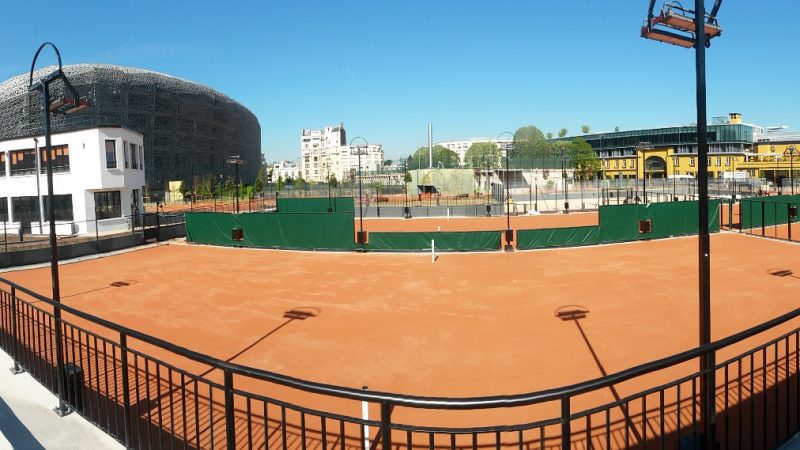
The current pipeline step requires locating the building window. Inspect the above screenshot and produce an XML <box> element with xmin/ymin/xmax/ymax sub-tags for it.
<box><xmin>95</xmin><ymin>191</ymin><xmax>121</xmax><ymax>219</ymax></box>
<box><xmin>10</xmin><ymin>149</ymin><xmax>36</xmax><ymax>176</ymax></box>
<box><xmin>614</xmin><ymin>160</ymin><xmax>619</xmax><ymax>169</ymax></box>
<box><xmin>44</xmin><ymin>194</ymin><xmax>74</xmax><ymax>221</ymax></box>
<box><xmin>673</xmin><ymin>157</ymin><xmax>679</xmax><ymax>167</ymax></box>
<box><xmin>622</xmin><ymin>159</ymin><xmax>627</xmax><ymax>168</ymax></box>
<box><xmin>131</xmin><ymin>143</ymin><xmax>138</xmax><ymax>169</ymax></box>
<box><xmin>715</xmin><ymin>156</ymin><xmax>721</xmax><ymax>166</ymax></box>
<box><xmin>726</xmin><ymin>157</ymin><xmax>731</xmax><ymax>166</ymax></box>
<box><xmin>11</xmin><ymin>196</ymin><xmax>39</xmax><ymax>224</ymax></box>
<box><xmin>689</xmin><ymin>157</ymin><xmax>695</xmax><ymax>167</ymax></box>
<box><xmin>707</xmin><ymin>157</ymin><xmax>711</xmax><ymax>166</ymax></box>
<box><xmin>139</xmin><ymin>145</ymin><xmax>144</xmax><ymax>170</ymax></box>
<box><xmin>124</xmin><ymin>141</ymin><xmax>129</xmax><ymax>168</ymax></box>
<box><xmin>0</xmin><ymin>153</ymin><xmax>5</xmax><ymax>176</ymax></box>
<box><xmin>105</xmin><ymin>140</ymin><xmax>117</xmax><ymax>169</ymax></box>
<box><xmin>675</xmin><ymin>170</ymin><xmax>680</xmax><ymax>175</ymax></box>
<box><xmin>40</xmin><ymin>145</ymin><xmax>70</xmax><ymax>173</ymax></box>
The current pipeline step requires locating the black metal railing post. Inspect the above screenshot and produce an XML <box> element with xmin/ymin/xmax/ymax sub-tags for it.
<box><xmin>789</xmin><ymin>203</ymin><xmax>793</xmax><ymax>241</ymax></box>
<box><xmin>120</xmin><ymin>332</ymin><xmax>132</xmax><ymax>449</ymax></box>
<box><xmin>380</xmin><ymin>401</ymin><xmax>392</xmax><ymax>450</ymax></box>
<box><xmin>10</xmin><ymin>286</ymin><xmax>23</xmax><ymax>374</ymax></box>
<box><xmin>762</xmin><ymin>202</ymin><xmax>766</xmax><ymax>236</ymax></box>
<box><xmin>225</xmin><ymin>370</ymin><xmax>236</xmax><ymax>450</ymax></box>
<box><xmin>560</xmin><ymin>396</ymin><xmax>570</xmax><ymax>449</ymax></box>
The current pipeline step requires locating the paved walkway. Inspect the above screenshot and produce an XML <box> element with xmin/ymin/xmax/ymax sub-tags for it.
<box><xmin>0</xmin><ymin>350</ymin><xmax>121</xmax><ymax>450</ymax></box>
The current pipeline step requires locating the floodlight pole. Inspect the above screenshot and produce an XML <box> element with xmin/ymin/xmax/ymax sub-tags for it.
<box><xmin>788</xmin><ymin>145</ymin><xmax>796</xmax><ymax>195</ymax></box>
<box><xmin>693</xmin><ymin>1</ymin><xmax>714</xmax><ymax>447</ymax></box>
<box><xmin>350</xmin><ymin>137</ymin><xmax>368</xmax><ymax>243</ymax></box>
<box><xmin>498</xmin><ymin>132</ymin><xmax>514</xmax><ymax>250</ymax></box>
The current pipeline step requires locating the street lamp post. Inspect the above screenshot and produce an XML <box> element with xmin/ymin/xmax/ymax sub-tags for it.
<box><xmin>27</xmin><ymin>42</ymin><xmax>90</xmax><ymax>417</ymax></box>
<box><xmin>641</xmin><ymin>2</ymin><xmax>724</xmax><ymax>447</ymax></box>
<box><xmin>560</xmin><ymin>146</ymin><xmax>570</xmax><ymax>213</ymax></box>
<box><xmin>226</xmin><ymin>156</ymin><xmax>245</xmax><ymax>213</ymax></box>
<box><xmin>485</xmin><ymin>149</ymin><xmax>492</xmax><ymax>217</ymax></box>
<box><xmin>787</xmin><ymin>145</ymin><xmax>796</xmax><ymax>195</ymax></box>
<box><xmin>399</xmin><ymin>154</ymin><xmax>411</xmax><ymax>219</ymax></box>
<box><xmin>350</xmin><ymin>137</ymin><xmax>368</xmax><ymax>243</ymax></box>
<box><xmin>498</xmin><ymin>132</ymin><xmax>514</xmax><ymax>250</ymax></box>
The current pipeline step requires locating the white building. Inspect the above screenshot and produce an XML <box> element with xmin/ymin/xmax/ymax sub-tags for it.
<box><xmin>437</xmin><ymin>138</ymin><xmax>512</xmax><ymax>167</ymax></box>
<box><xmin>300</xmin><ymin>124</ymin><xmax>384</xmax><ymax>182</ymax></box>
<box><xmin>0</xmin><ymin>127</ymin><xmax>146</xmax><ymax>236</ymax></box>
<box><xmin>272</xmin><ymin>160</ymin><xmax>300</xmax><ymax>181</ymax></box>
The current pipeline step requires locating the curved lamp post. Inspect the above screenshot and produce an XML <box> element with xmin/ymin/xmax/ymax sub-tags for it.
<box><xmin>350</xmin><ymin>137</ymin><xmax>368</xmax><ymax>243</ymax></box>
<box><xmin>28</xmin><ymin>42</ymin><xmax>90</xmax><ymax>417</ymax></box>
<box><xmin>399</xmin><ymin>154</ymin><xmax>411</xmax><ymax>219</ymax></box>
<box><xmin>498</xmin><ymin>132</ymin><xmax>514</xmax><ymax>250</ymax></box>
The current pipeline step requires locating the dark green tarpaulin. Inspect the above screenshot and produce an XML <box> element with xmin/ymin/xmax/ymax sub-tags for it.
<box><xmin>740</xmin><ymin>195</ymin><xmax>800</xmax><ymax>229</ymax></box>
<box><xmin>597</xmin><ymin>200</ymin><xmax>720</xmax><ymax>244</ymax></box>
<box><xmin>186</xmin><ymin>212</ymin><xmax>355</xmax><ymax>251</ymax></box>
<box><xmin>367</xmin><ymin>231</ymin><xmax>500</xmax><ymax>252</ymax></box>
<box><xmin>517</xmin><ymin>226</ymin><xmax>599</xmax><ymax>250</ymax></box>
<box><xmin>277</xmin><ymin>197</ymin><xmax>355</xmax><ymax>213</ymax></box>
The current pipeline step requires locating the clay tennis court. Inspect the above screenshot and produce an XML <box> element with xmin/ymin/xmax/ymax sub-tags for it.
<box><xmin>2</xmin><ymin>226</ymin><xmax>799</xmax><ymax>448</ymax></box>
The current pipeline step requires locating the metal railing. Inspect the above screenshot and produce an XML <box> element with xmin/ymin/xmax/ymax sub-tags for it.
<box><xmin>0</xmin><ymin>276</ymin><xmax>798</xmax><ymax>449</ymax></box>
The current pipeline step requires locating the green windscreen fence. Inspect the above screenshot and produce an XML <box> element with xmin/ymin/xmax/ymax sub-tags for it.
<box><xmin>597</xmin><ymin>200</ymin><xmax>720</xmax><ymax>243</ymax></box>
<box><xmin>517</xmin><ymin>226</ymin><xmax>600</xmax><ymax>250</ymax></box>
<box><xmin>186</xmin><ymin>212</ymin><xmax>355</xmax><ymax>251</ymax></box>
<box><xmin>367</xmin><ymin>231</ymin><xmax>501</xmax><ymax>252</ymax></box>
<box><xmin>740</xmin><ymin>195</ymin><xmax>800</xmax><ymax>229</ymax></box>
<box><xmin>277</xmin><ymin>197</ymin><xmax>355</xmax><ymax>213</ymax></box>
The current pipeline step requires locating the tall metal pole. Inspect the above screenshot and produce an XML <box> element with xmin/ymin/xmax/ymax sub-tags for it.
<box><xmin>234</xmin><ymin>162</ymin><xmax>240</xmax><ymax>214</ymax></box>
<box><xmin>694</xmin><ymin>1</ymin><xmax>715</xmax><ymax>447</ymax></box>
<box><xmin>42</xmin><ymin>81</ymin><xmax>70</xmax><ymax>416</ymax></box>
<box><xmin>428</xmin><ymin>123</ymin><xmax>433</xmax><ymax>169</ymax></box>
<box><xmin>358</xmin><ymin>149</ymin><xmax>363</xmax><ymax>233</ymax></box>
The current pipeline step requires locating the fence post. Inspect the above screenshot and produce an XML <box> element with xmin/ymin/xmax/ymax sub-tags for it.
<box><xmin>225</xmin><ymin>370</ymin><xmax>236</xmax><ymax>450</ymax></box>
<box><xmin>9</xmin><ymin>286</ymin><xmax>23</xmax><ymax>374</ymax></box>
<box><xmin>380</xmin><ymin>401</ymin><xmax>392</xmax><ymax>450</ymax></box>
<box><xmin>761</xmin><ymin>202</ymin><xmax>766</xmax><ymax>236</ymax></box>
<box><xmin>120</xmin><ymin>333</ymin><xmax>133</xmax><ymax>449</ymax></box>
<box><xmin>702</xmin><ymin>351</ymin><xmax>717</xmax><ymax>450</ymax></box>
<box><xmin>789</xmin><ymin>203</ymin><xmax>793</xmax><ymax>241</ymax></box>
<box><xmin>560</xmin><ymin>396</ymin><xmax>571</xmax><ymax>449</ymax></box>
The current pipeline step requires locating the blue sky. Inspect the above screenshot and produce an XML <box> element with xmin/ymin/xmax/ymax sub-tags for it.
<box><xmin>1</xmin><ymin>1</ymin><xmax>798</xmax><ymax>162</ymax></box>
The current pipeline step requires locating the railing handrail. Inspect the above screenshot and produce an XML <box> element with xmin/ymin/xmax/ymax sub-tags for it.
<box><xmin>1</xmin><ymin>275</ymin><xmax>798</xmax><ymax>410</ymax></box>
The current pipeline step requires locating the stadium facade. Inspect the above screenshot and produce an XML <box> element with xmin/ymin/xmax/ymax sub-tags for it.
<box><xmin>0</xmin><ymin>64</ymin><xmax>261</xmax><ymax>198</ymax></box>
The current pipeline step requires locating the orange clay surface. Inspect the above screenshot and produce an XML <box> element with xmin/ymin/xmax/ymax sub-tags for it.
<box><xmin>4</xmin><ymin>230</ymin><xmax>799</xmax><ymax>402</ymax></box>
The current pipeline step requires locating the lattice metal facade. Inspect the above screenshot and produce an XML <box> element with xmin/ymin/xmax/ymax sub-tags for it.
<box><xmin>0</xmin><ymin>64</ymin><xmax>260</xmax><ymax>197</ymax></box>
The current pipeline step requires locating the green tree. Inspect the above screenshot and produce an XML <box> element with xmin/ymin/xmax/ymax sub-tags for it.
<box><xmin>546</xmin><ymin>132</ymin><xmax>553</xmax><ymax>140</ymax></box>
<box><xmin>384</xmin><ymin>159</ymin><xmax>393</xmax><ymax>166</ymax></box>
<box><xmin>196</xmin><ymin>176</ymin><xmax>212</xmax><ymax>197</ymax></box>
<box><xmin>254</xmin><ymin>166</ymin><xmax>265</xmax><ymax>192</ymax></box>
<box><xmin>558</xmin><ymin>128</ymin><xmax>569</xmax><ymax>138</ymax></box>
<box><xmin>224</xmin><ymin>176</ymin><xmax>235</xmax><ymax>197</ymax></box>
<box><xmin>370</xmin><ymin>181</ymin><xmax>385</xmax><ymax>195</ymax></box>
<box><xmin>464</xmin><ymin>142</ymin><xmax>501</xmax><ymax>169</ymax></box>
<box><xmin>408</xmin><ymin>145</ymin><xmax>460</xmax><ymax>169</ymax></box>
<box><xmin>512</xmin><ymin>126</ymin><xmax>547</xmax><ymax>159</ymax></box>
<box><xmin>276</xmin><ymin>175</ymin><xmax>285</xmax><ymax>191</ymax></box>
<box><xmin>581</xmin><ymin>125</ymin><xmax>590</xmax><ymax>134</ymax></box>
<box><xmin>178</xmin><ymin>181</ymin><xmax>189</xmax><ymax>201</ymax></box>
<box><xmin>571</xmin><ymin>137</ymin><xmax>600</xmax><ymax>180</ymax></box>
<box><xmin>293</xmin><ymin>176</ymin><xmax>305</xmax><ymax>190</ymax></box>
<box><xmin>328</xmin><ymin>173</ymin><xmax>339</xmax><ymax>188</ymax></box>
<box><xmin>404</xmin><ymin>170</ymin><xmax>412</xmax><ymax>183</ymax></box>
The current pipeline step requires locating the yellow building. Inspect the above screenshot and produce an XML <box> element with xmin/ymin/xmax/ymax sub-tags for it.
<box><xmin>583</xmin><ymin>113</ymin><xmax>800</xmax><ymax>186</ymax></box>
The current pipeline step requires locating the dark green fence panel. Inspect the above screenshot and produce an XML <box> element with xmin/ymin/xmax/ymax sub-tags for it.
<box><xmin>186</xmin><ymin>212</ymin><xmax>355</xmax><ymax>250</ymax></box>
<box><xmin>277</xmin><ymin>197</ymin><xmax>355</xmax><ymax>213</ymax></box>
<box><xmin>598</xmin><ymin>204</ymin><xmax>642</xmax><ymax>243</ymax></box>
<box><xmin>186</xmin><ymin>213</ymin><xmax>238</xmax><ymax>246</ymax></box>
<box><xmin>741</xmin><ymin>195</ymin><xmax>800</xmax><ymax>229</ymax></box>
<box><xmin>517</xmin><ymin>226</ymin><xmax>599</xmax><ymax>250</ymax></box>
<box><xmin>368</xmin><ymin>231</ymin><xmax>501</xmax><ymax>252</ymax></box>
